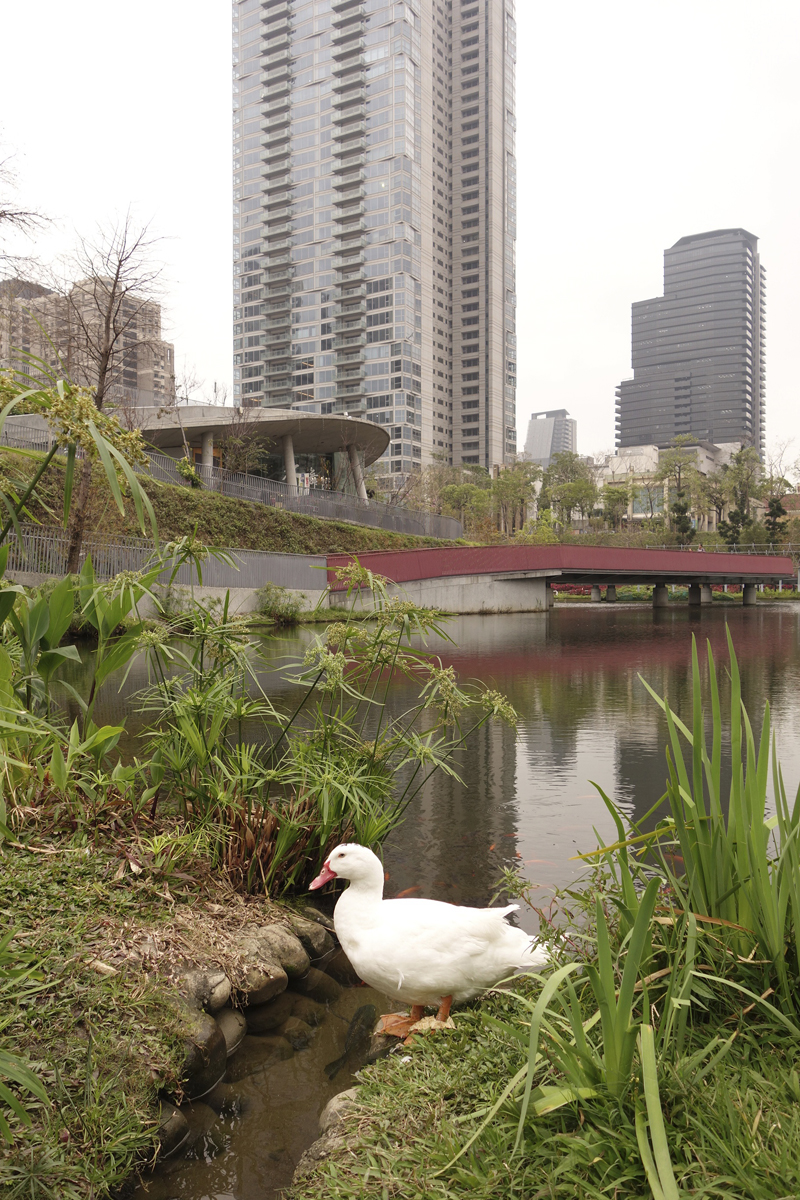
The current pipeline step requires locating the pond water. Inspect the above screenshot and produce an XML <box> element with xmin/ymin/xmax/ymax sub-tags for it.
<box><xmin>104</xmin><ymin>601</ymin><xmax>800</xmax><ymax>1197</ymax></box>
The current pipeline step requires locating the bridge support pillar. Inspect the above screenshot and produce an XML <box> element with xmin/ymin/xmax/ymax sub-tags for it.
<box><xmin>546</xmin><ymin>584</ymin><xmax>554</xmax><ymax>610</ymax></box>
<box><xmin>700</xmin><ymin>584</ymin><xmax>713</xmax><ymax>605</ymax></box>
<box><xmin>591</xmin><ymin>585</ymin><xmax>602</xmax><ymax>603</ymax></box>
<box><xmin>605</xmin><ymin>585</ymin><xmax>617</xmax><ymax>603</ymax></box>
<box><xmin>743</xmin><ymin>583</ymin><xmax>757</xmax><ymax>606</ymax></box>
<box><xmin>688</xmin><ymin>583</ymin><xmax>701</xmax><ymax>606</ymax></box>
<box><xmin>652</xmin><ymin>583</ymin><xmax>668</xmax><ymax>608</ymax></box>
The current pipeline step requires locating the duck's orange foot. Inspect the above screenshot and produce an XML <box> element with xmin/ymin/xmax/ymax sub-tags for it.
<box><xmin>376</xmin><ymin>1005</ymin><xmax>425</xmax><ymax>1039</ymax></box>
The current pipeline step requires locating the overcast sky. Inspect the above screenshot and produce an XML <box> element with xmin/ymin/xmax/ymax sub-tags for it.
<box><xmin>1</xmin><ymin>0</ymin><xmax>798</xmax><ymax>462</ymax></box>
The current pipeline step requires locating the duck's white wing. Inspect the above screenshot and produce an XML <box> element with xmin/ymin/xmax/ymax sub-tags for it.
<box><xmin>350</xmin><ymin>898</ymin><xmax>546</xmax><ymax>1005</ymax></box>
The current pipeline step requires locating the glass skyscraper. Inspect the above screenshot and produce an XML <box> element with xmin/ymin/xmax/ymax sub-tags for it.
<box><xmin>615</xmin><ymin>229</ymin><xmax>766</xmax><ymax>456</ymax></box>
<box><xmin>231</xmin><ymin>0</ymin><xmax>517</xmax><ymax>481</ymax></box>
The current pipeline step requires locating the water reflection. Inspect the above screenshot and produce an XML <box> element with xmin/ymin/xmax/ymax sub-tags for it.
<box><xmin>68</xmin><ymin>604</ymin><xmax>800</xmax><ymax>926</ymax></box>
<box><xmin>374</xmin><ymin>605</ymin><xmax>800</xmax><ymax>926</ymax></box>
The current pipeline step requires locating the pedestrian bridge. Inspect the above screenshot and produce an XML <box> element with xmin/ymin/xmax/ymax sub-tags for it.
<box><xmin>327</xmin><ymin>544</ymin><xmax>797</xmax><ymax>613</ymax></box>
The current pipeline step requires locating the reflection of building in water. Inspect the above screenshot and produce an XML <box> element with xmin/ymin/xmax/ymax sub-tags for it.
<box><xmin>383</xmin><ymin>717</ymin><xmax>520</xmax><ymax>908</ymax></box>
<box><xmin>614</xmin><ymin>736</ymin><xmax>669</xmax><ymax>833</ymax></box>
<box><xmin>520</xmin><ymin>719</ymin><xmax>578</xmax><ymax>785</ymax></box>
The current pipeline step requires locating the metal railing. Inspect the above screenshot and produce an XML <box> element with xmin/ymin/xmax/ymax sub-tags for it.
<box><xmin>644</xmin><ymin>543</ymin><xmax>800</xmax><ymax>560</ymax></box>
<box><xmin>0</xmin><ymin>423</ymin><xmax>462</xmax><ymax>541</ymax></box>
<box><xmin>3</xmin><ymin>524</ymin><xmax>327</xmax><ymax>591</ymax></box>
<box><xmin>146</xmin><ymin>452</ymin><xmax>461</xmax><ymax>538</ymax></box>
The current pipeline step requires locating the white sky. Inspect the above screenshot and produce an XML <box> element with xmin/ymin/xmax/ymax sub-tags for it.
<box><xmin>1</xmin><ymin>0</ymin><xmax>798</xmax><ymax>460</ymax></box>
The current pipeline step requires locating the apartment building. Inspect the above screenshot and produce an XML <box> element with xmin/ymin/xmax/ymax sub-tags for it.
<box><xmin>0</xmin><ymin>278</ymin><xmax>175</xmax><ymax>409</ymax></box>
<box><xmin>616</xmin><ymin>229</ymin><xmax>766</xmax><ymax>456</ymax></box>
<box><xmin>232</xmin><ymin>0</ymin><xmax>517</xmax><ymax>479</ymax></box>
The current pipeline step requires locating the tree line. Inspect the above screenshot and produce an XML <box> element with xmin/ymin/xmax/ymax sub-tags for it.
<box><xmin>384</xmin><ymin>439</ymin><xmax>797</xmax><ymax>545</ymax></box>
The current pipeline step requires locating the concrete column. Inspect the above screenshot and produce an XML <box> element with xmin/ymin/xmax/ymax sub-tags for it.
<box><xmin>347</xmin><ymin>443</ymin><xmax>369</xmax><ymax>502</ymax></box>
<box><xmin>743</xmin><ymin>584</ymin><xmax>757</xmax><ymax>607</ymax></box>
<box><xmin>546</xmin><ymin>584</ymin><xmax>554</xmax><ymax>609</ymax></box>
<box><xmin>652</xmin><ymin>583</ymin><xmax>668</xmax><ymax>608</ymax></box>
<box><xmin>606</xmin><ymin>585</ymin><xmax>617</xmax><ymax>603</ymax></box>
<box><xmin>700</xmin><ymin>584</ymin><xmax>713</xmax><ymax>605</ymax></box>
<box><xmin>688</xmin><ymin>583</ymin><xmax>701</xmax><ymax>606</ymax></box>
<box><xmin>591</xmin><ymin>585</ymin><xmax>602</xmax><ymax>603</ymax></box>
<box><xmin>281</xmin><ymin>433</ymin><xmax>297</xmax><ymax>492</ymax></box>
<box><xmin>199</xmin><ymin>431</ymin><xmax>214</xmax><ymax>490</ymax></box>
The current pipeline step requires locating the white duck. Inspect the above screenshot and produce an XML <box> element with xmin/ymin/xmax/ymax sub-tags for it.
<box><xmin>310</xmin><ymin>843</ymin><xmax>548</xmax><ymax>1038</ymax></box>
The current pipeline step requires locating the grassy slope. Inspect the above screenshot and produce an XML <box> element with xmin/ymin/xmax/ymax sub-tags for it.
<box><xmin>0</xmin><ymin>849</ymin><xmax>184</xmax><ymax>1198</ymax></box>
<box><xmin>1</xmin><ymin>449</ymin><xmax>462</xmax><ymax>556</ymax></box>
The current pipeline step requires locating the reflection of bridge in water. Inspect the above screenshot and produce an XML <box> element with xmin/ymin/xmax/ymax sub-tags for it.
<box><xmin>328</xmin><ymin>545</ymin><xmax>797</xmax><ymax>613</ymax></box>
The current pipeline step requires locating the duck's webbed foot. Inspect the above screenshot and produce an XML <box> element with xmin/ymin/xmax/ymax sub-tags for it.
<box><xmin>376</xmin><ymin>1005</ymin><xmax>425</xmax><ymax>1039</ymax></box>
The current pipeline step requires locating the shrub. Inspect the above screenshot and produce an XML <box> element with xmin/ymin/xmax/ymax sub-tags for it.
<box><xmin>254</xmin><ymin>581</ymin><xmax>305</xmax><ymax>625</ymax></box>
<box><xmin>175</xmin><ymin>456</ymin><xmax>202</xmax><ymax>487</ymax></box>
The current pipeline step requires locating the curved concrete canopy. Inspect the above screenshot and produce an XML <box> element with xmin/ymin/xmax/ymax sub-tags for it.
<box><xmin>137</xmin><ymin>406</ymin><xmax>389</xmax><ymax>466</ymax></box>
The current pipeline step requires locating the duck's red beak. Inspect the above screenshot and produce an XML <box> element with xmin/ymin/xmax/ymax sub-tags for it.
<box><xmin>309</xmin><ymin>860</ymin><xmax>337</xmax><ymax>891</ymax></box>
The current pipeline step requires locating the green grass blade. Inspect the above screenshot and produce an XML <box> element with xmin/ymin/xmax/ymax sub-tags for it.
<box><xmin>639</xmin><ymin>1023</ymin><xmax>681</xmax><ymax>1200</ymax></box>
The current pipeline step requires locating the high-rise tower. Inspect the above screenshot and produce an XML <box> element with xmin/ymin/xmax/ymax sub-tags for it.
<box><xmin>231</xmin><ymin>0</ymin><xmax>517</xmax><ymax>481</ymax></box>
<box><xmin>615</xmin><ymin>229</ymin><xmax>766</xmax><ymax>455</ymax></box>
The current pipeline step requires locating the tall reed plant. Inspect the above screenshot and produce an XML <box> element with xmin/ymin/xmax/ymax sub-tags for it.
<box><xmin>638</xmin><ymin>630</ymin><xmax>800</xmax><ymax>1010</ymax></box>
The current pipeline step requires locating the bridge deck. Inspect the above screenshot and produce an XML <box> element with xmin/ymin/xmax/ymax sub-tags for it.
<box><xmin>327</xmin><ymin>544</ymin><xmax>796</xmax><ymax>590</ymax></box>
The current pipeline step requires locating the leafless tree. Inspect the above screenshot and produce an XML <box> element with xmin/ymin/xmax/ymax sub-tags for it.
<box><xmin>40</xmin><ymin>215</ymin><xmax>166</xmax><ymax>571</ymax></box>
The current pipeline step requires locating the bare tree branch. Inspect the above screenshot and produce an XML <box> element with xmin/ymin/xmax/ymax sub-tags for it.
<box><xmin>0</xmin><ymin>155</ymin><xmax>47</xmax><ymax>257</ymax></box>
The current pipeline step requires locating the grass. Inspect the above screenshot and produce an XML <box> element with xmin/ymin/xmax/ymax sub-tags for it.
<box><xmin>0</xmin><ymin>448</ymin><xmax>463</xmax><ymax>556</ymax></box>
<box><xmin>289</xmin><ymin>985</ymin><xmax>800</xmax><ymax>1200</ymax></box>
<box><xmin>0</xmin><ymin>848</ymin><xmax>186</xmax><ymax>1198</ymax></box>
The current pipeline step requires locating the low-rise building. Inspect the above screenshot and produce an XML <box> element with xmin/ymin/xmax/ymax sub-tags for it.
<box><xmin>595</xmin><ymin>441</ymin><xmax>745</xmax><ymax>530</ymax></box>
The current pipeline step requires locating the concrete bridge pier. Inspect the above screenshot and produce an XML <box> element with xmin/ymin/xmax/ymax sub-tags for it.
<box><xmin>700</xmin><ymin>584</ymin><xmax>713</xmax><ymax>605</ymax></box>
<box><xmin>688</xmin><ymin>583</ymin><xmax>702</xmax><ymax>606</ymax></box>
<box><xmin>652</xmin><ymin>583</ymin><xmax>669</xmax><ymax>608</ymax></box>
<box><xmin>591</xmin><ymin>585</ymin><xmax>602</xmax><ymax>603</ymax></box>
<box><xmin>606</xmin><ymin>585</ymin><xmax>617</xmax><ymax>603</ymax></box>
<box><xmin>743</xmin><ymin>583</ymin><xmax>758</xmax><ymax>606</ymax></box>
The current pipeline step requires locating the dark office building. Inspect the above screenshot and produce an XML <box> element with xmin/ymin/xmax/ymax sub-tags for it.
<box><xmin>615</xmin><ymin>229</ymin><xmax>765</xmax><ymax>455</ymax></box>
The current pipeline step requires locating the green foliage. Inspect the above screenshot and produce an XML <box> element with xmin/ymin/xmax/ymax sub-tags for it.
<box><xmin>669</xmin><ymin>488</ymin><xmax>695</xmax><ymax>542</ymax></box>
<box><xmin>440</xmin><ymin>481</ymin><xmax>493</xmax><ymax>537</ymax></box>
<box><xmin>0</xmin><ymin>929</ymin><xmax>48</xmax><ymax>1144</ymax></box>
<box><xmin>540</xmin><ymin>452</ymin><xmax>598</xmax><ymax>528</ymax></box>
<box><xmin>0</xmin><ymin>372</ymin><xmax>157</xmax><ymax>547</ymax></box>
<box><xmin>601</xmin><ymin>482</ymin><xmax>630</xmax><ymax>531</ymax></box>
<box><xmin>491</xmin><ymin>462</ymin><xmax>541</xmax><ymax>535</ymax></box>
<box><xmin>139</xmin><ymin>563</ymin><xmax>518</xmax><ymax>895</ymax></box>
<box><xmin>635</xmin><ymin>631</ymin><xmax>800</xmax><ymax>1008</ymax></box>
<box><xmin>254</xmin><ymin>581</ymin><xmax>305</xmax><ymax>625</ymax></box>
<box><xmin>765</xmin><ymin>496</ymin><xmax>788</xmax><ymax>540</ymax></box>
<box><xmin>175</xmin><ymin>456</ymin><xmax>202</xmax><ymax>487</ymax></box>
<box><xmin>514</xmin><ymin>507</ymin><xmax>560</xmax><ymax>545</ymax></box>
